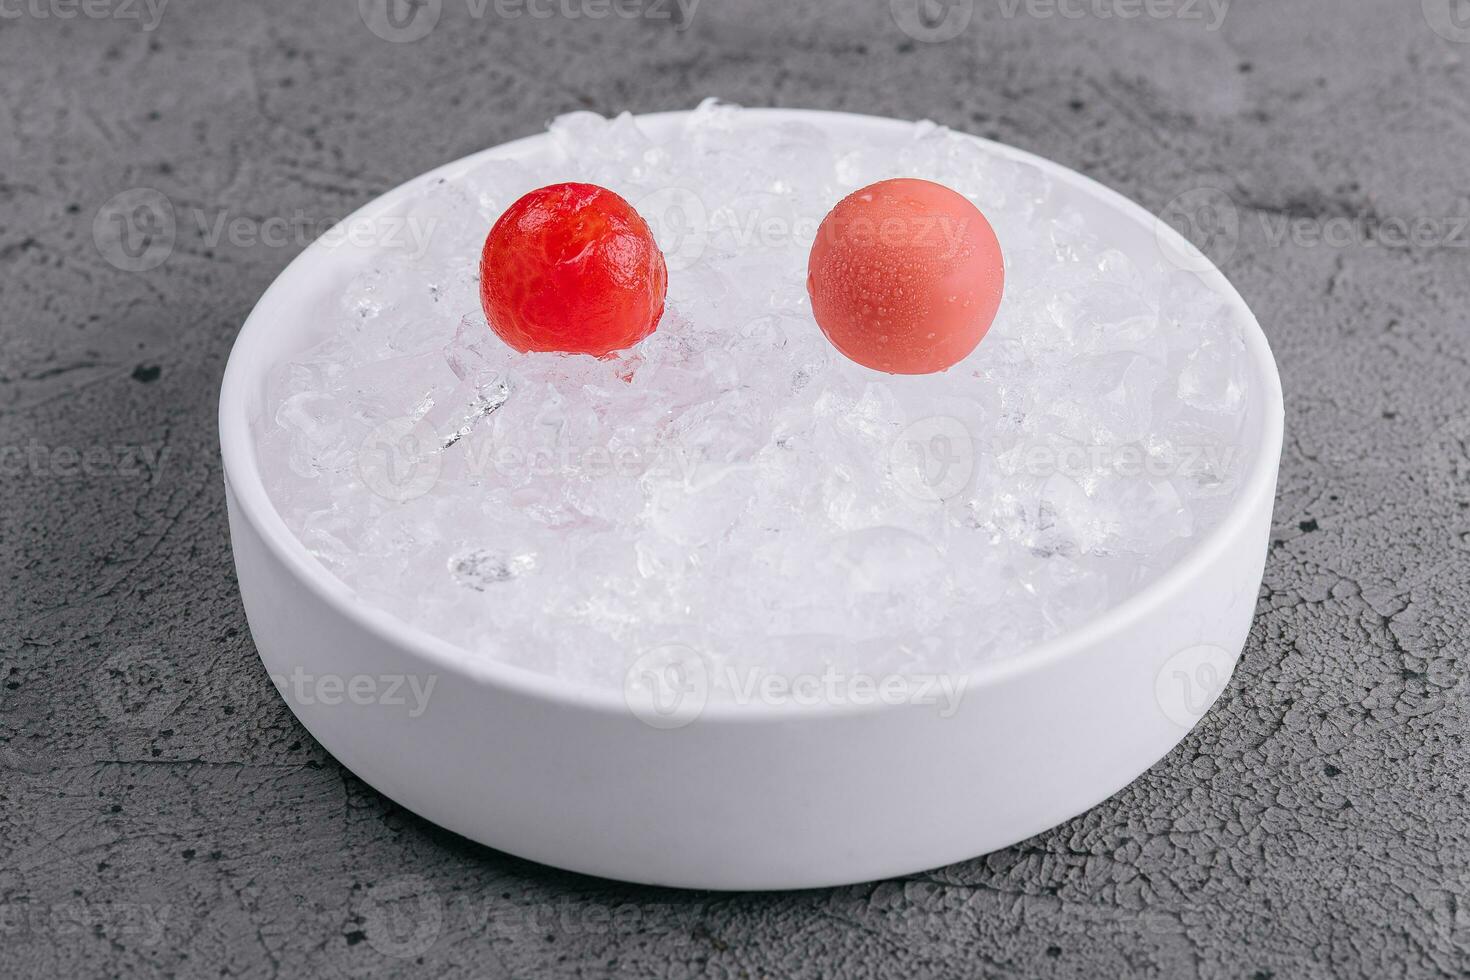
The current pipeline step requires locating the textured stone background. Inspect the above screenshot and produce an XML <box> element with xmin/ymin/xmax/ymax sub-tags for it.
<box><xmin>4</xmin><ymin>0</ymin><xmax>1470</xmax><ymax>976</ymax></box>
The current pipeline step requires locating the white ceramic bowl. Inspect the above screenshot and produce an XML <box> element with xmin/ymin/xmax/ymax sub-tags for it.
<box><xmin>220</xmin><ymin>109</ymin><xmax>1284</xmax><ymax>890</ymax></box>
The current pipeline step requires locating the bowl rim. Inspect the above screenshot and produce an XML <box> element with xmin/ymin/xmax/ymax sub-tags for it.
<box><xmin>219</xmin><ymin>105</ymin><xmax>1285</xmax><ymax>723</ymax></box>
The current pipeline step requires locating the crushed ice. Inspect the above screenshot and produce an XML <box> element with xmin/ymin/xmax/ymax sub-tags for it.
<box><xmin>257</xmin><ymin>100</ymin><xmax>1252</xmax><ymax>692</ymax></box>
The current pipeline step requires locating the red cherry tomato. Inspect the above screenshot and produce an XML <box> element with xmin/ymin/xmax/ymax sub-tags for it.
<box><xmin>807</xmin><ymin>178</ymin><xmax>1005</xmax><ymax>375</ymax></box>
<box><xmin>480</xmin><ymin>182</ymin><xmax>667</xmax><ymax>357</ymax></box>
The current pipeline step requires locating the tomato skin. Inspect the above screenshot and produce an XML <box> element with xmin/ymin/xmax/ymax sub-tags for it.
<box><xmin>807</xmin><ymin>178</ymin><xmax>1005</xmax><ymax>375</ymax></box>
<box><xmin>480</xmin><ymin>183</ymin><xmax>668</xmax><ymax>357</ymax></box>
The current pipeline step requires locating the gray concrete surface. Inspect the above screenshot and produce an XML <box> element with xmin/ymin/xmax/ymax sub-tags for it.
<box><xmin>4</xmin><ymin>0</ymin><xmax>1470</xmax><ymax>976</ymax></box>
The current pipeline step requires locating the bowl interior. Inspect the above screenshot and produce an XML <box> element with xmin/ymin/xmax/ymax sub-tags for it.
<box><xmin>219</xmin><ymin>108</ymin><xmax>1284</xmax><ymax>708</ymax></box>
